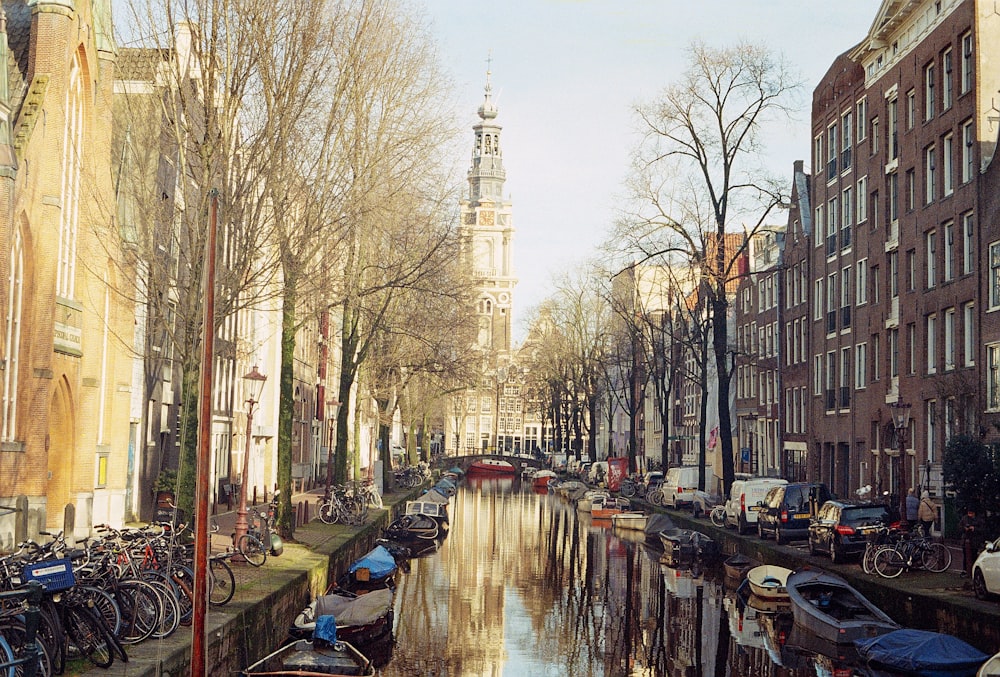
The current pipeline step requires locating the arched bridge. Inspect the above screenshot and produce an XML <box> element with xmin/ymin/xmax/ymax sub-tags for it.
<box><xmin>435</xmin><ymin>454</ymin><xmax>544</xmax><ymax>474</ymax></box>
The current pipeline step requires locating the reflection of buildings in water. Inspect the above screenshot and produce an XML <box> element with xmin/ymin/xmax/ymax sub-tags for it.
<box><xmin>724</xmin><ymin>595</ymin><xmax>782</xmax><ymax>676</ymax></box>
<box><xmin>659</xmin><ymin>565</ymin><xmax>722</xmax><ymax>676</ymax></box>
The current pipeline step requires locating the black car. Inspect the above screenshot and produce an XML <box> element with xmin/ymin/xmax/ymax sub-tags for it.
<box><xmin>756</xmin><ymin>482</ymin><xmax>831</xmax><ymax>544</ymax></box>
<box><xmin>807</xmin><ymin>500</ymin><xmax>890</xmax><ymax>563</ymax></box>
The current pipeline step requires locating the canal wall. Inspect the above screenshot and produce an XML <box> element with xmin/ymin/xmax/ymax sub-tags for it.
<box><xmin>668</xmin><ymin>511</ymin><xmax>1000</xmax><ymax>653</ymax></box>
<box><xmin>81</xmin><ymin>494</ymin><xmax>414</xmax><ymax>677</ymax></box>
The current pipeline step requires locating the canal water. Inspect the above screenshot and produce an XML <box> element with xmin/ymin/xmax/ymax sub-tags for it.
<box><xmin>373</xmin><ymin>476</ymin><xmax>869</xmax><ymax>677</ymax></box>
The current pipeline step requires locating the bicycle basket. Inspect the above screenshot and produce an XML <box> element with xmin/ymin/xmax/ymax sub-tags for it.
<box><xmin>23</xmin><ymin>558</ymin><xmax>76</xmax><ymax>591</ymax></box>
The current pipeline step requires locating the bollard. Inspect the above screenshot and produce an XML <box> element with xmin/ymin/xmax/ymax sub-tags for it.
<box><xmin>303</xmin><ymin>500</ymin><xmax>310</xmax><ymax>524</ymax></box>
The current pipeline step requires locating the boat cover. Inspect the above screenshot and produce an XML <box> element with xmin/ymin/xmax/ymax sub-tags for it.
<box><xmin>313</xmin><ymin>615</ymin><xmax>338</xmax><ymax>644</ymax></box>
<box><xmin>306</xmin><ymin>588</ymin><xmax>393</xmax><ymax>627</ymax></box>
<box><xmin>421</xmin><ymin>488</ymin><xmax>450</xmax><ymax>504</ymax></box>
<box><xmin>348</xmin><ymin>545</ymin><xmax>397</xmax><ymax>579</ymax></box>
<box><xmin>447</xmin><ymin>467</ymin><xmax>464</xmax><ymax>476</ymax></box>
<box><xmin>854</xmin><ymin>629</ymin><xmax>988</xmax><ymax>675</ymax></box>
<box><xmin>644</xmin><ymin>513</ymin><xmax>675</xmax><ymax>536</ymax></box>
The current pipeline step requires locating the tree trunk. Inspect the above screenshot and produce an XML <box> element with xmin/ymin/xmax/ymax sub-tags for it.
<box><xmin>276</xmin><ymin>284</ymin><xmax>297</xmax><ymax>539</ymax></box>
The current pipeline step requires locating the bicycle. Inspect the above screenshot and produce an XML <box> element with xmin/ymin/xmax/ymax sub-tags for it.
<box><xmin>237</xmin><ymin>500</ymin><xmax>283</xmax><ymax>566</ymax></box>
<box><xmin>710</xmin><ymin>504</ymin><xmax>727</xmax><ymax>528</ymax></box>
<box><xmin>872</xmin><ymin>532</ymin><xmax>952</xmax><ymax>578</ymax></box>
<box><xmin>357</xmin><ymin>480</ymin><xmax>383</xmax><ymax>509</ymax></box>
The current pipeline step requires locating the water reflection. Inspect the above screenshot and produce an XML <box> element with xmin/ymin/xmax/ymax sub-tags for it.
<box><xmin>377</xmin><ymin>478</ymin><xmax>883</xmax><ymax>676</ymax></box>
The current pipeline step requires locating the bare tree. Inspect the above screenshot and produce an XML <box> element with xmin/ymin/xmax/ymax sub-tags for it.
<box><xmin>620</xmin><ymin>41</ymin><xmax>799</xmax><ymax>494</ymax></box>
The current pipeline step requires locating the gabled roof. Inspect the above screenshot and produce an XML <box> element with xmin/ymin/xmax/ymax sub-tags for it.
<box><xmin>850</xmin><ymin>0</ymin><xmax>923</xmax><ymax>63</ymax></box>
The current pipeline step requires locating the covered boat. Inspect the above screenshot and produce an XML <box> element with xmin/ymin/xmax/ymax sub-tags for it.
<box><xmin>467</xmin><ymin>458</ymin><xmax>516</xmax><ymax>475</ymax></box>
<box><xmin>577</xmin><ymin>490</ymin><xmax>609</xmax><ymax>513</ymax></box>
<box><xmin>786</xmin><ymin>568</ymin><xmax>899</xmax><ymax>645</ymax></box>
<box><xmin>592</xmin><ymin>496</ymin><xmax>631</xmax><ymax>519</ymax></box>
<box><xmin>243</xmin><ymin>637</ymin><xmax>374</xmax><ymax>677</ymax></box>
<box><xmin>431</xmin><ymin>477</ymin><xmax>457</xmax><ymax>497</ymax></box>
<box><xmin>855</xmin><ymin>628</ymin><xmax>988</xmax><ymax>676</ymax></box>
<box><xmin>658</xmin><ymin>528</ymin><xmax>720</xmax><ymax>566</ymax></box>
<box><xmin>289</xmin><ymin>588</ymin><xmax>394</xmax><ymax>646</ymax></box>
<box><xmin>746</xmin><ymin>565</ymin><xmax>792</xmax><ymax>600</ymax></box>
<box><xmin>336</xmin><ymin>545</ymin><xmax>398</xmax><ymax>592</ymax></box>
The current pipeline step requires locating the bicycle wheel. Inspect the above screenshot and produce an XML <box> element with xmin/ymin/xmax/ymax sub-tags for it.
<box><xmin>647</xmin><ymin>489</ymin><xmax>663</xmax><ymax>507</ymax></box>
<box><xmin>369</xmin><ymin>489</ymin><xmax>383</xmax><ymax>509</ymax></box>
<box><xmin>710</xmin><ymin>507</ymin><xmax>727</xmax><ymax>528</ymax></box>
<box><xmin>64</xmin><ymin>605</ymin><xmax>114</xmax><ymax>669</ymax></box>
<box><xmin>0</xmin><ymin>633</ymin><xmax>16</xmax><ymax>677</ymax></box>
<box><xmin>862</xmin><ymin>544</ymin><xmax>879</xmax><ymax>575</ymax></box>
<box><xmin>78</xmin><ymin>585</ymin><xmax>122</xmax><ymax>638</ymax></box>
<box><xmin>209</xmin><ymin>557</ymin><xmax>236</xmax><ymax>606</ymax></box>
<box><xmin>318</xmin><ymin>501</ymin><xmax>338</xmax><ymax>525</ymax></box>
<box><xmin>620</xmin><ymin>481</ymin><xmax>636</xmax><ymax>498</ymax></box>
<box><xmin>36</xmin><ymin>600</ymin><xmax>64</xmax><ymax>676</ymax></box>
<box><xmin>921</xmin><ymin>542</ymin><xmax>952</xmax><ymax>573</ymax></box>
<box><xmin>873</xmin><ymin>547</ymin><xmax>906</xmax><ymax>578</ymax></box>
<box><xmin>0</xmin><ymin>617</ymin><xmax>53</xmax><ymax>677</ymax></box>
<box><xmin>142</xmin><ymin>578</ymin><xmax>180</xmax><ymax>640</ymax></box>
<box><xmin>237</xmin><ymin>533</ymin><xmax>267</xmax><ymax>567</ymax></box>
<box><xmin>115</xmin><ymin>580</ymin><xmax>161</xmax><ymax>645</ymax></box>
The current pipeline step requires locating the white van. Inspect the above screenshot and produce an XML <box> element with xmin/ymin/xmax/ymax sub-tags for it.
<box><xmin>724</xmin><ymin>477</ymin><xmax>787</xmax><ymax>534</ymax></box>
<box><xmin>662</xmin><ymin>465</ymin><xmax>714</xmax><ymax>509</ymax></box>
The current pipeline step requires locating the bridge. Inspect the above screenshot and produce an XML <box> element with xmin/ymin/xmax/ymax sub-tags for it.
<box><xmin>434</xmin><ymin>454</ymin><xmax>544</xmax><ymax>474</ymax></box>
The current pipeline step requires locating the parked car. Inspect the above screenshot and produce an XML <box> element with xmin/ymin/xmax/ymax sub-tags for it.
<box><xmin>724</xmin><ymin>477</ymin><xmax>787</xmax><ymax>534</ymax></box>
<box><xmin>756</xmin><ymin>482</ymin><xmax>831</xmax><ymax>544</ymax></box>
<box><xmin>807</xmin><ymin>500</ymin><xmax>890</xmax><ymax>563</ymax></box>
<box><xmin>973</xmin><ymin>536</ymin><xmax>1000</xmax><ymax>600</ymax></box>
<box><xmin>662</xmin><ymin>466</ymin><xmax>714</xmax><ymax>509</ymax></box>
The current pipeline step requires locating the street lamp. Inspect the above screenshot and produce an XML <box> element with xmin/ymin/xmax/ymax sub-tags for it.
<box><xmin>890</xmin><ymin>401</ymin><xmax>912</xmax><ymax>529</ymax></box>
<box><xmin>234</xmin><ymin>365</ymin><xmax>268</xmax><ymax>560</ymax></box>
<box><xmin>324</xmin><ymin>398</ymin><xmax>341</xmax><ymax>499</ymax></box>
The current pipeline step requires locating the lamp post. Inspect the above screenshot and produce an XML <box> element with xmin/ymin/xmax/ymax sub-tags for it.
<box><xmin>324</xmin><ymin>398</ymin><xmax>341</xmax><ymax>498</ymax></box>
<box><xmin>233</xmin><ymin>366</ymin><xmax>267</xmax><ymax>560</ymax></box>
<box><xmin>890</xmin><ymin>401</ymin><xmax>912</xmax><ymax>529</ymax></box>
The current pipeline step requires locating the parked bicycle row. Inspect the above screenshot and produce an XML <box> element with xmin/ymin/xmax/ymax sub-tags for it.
<box><xmin>317</xmin><ymin>480</ymin><xmax>386</xmax><ymax>526</ymax></box>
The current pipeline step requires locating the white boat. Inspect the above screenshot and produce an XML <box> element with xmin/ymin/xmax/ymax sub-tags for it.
<box><xmin>979</xmin><ymin>649</ymin><xmax>1000</xmax><ymax>676</ymax></box>
<box><xmin>746</xmin><ymin>565</ymin><xmax>792</xmax><ymax>600</ymax></box>
<box><xmin>577</xmin><ymin>490</ymin><xmax>609</xmax><ymax>512</ymax></box>
<box><xmin>610</xmin><ymin>511</ymin><xmax>648</xmax><ymax>531</ymax></box>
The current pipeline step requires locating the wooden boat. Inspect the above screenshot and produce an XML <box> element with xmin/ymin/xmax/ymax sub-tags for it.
<box><xmin>592</xmin><ymin>496</ymin><xmax>631</xmax><ymax>519</ymax></box>
<box><xmin>382</xmin><ymin>513</ymin><xmax>439</xmax><ymax>543</ymax></box>
<box><xmin>658</xmin><ymin>528</ymin><xmax>720</xmax><ymax>566</ymax></box>
<box><xmin>856</xmin><ymin>628</ymin><xmax>988</xmax><ymax>676</ymax></box>
<box><xmin>243</xmin><ymin>638</ymin><xmax>374</xmax><ymax>676</ymax></box>
<box><xmin>722</xmin><ymin>553</ymin><xmax>757</xmax><ymax>582</ymax></box>
<box><xmin>577</xmin><ymin>490</ymin><xmax>609</xmax><ymax>512</ymax></box>
<box><xmin>609</xmin><ymin>511</ymin><xmax>647</xmax><ymax>531</ymax></box>
<box><xmin>531</xmin><ymin>469</ymin><xmax>557</xmax><ymax>488</ymax></box>
<box><xmin>467</xmin><ymin>458</ymin><xmax>516</xmax><ymax>475</ymax></box>
<box><xmin>785</xmin><ymin>568</ymin><xmax>899</xmax><ymax>644</ymax></box>
<box><xmin>289</xmin><ymin>588</ymin><xmax>394</xmax><ymax>646</ymax></box>
<box><xmin>746</xmin><ymin>565</ymin><xmax>792</xmax><ymax>600</ymax></box>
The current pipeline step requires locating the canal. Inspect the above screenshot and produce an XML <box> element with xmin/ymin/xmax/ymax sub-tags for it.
<box><xmin>373</xmin><ymin>475</ymin><xmax>856</xmax><ymax>677</ymax></box>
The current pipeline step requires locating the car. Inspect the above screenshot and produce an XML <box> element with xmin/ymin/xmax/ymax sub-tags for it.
<box><xmin>973</xmin><ymin>536</ymin><xmax>1000</xmax><ymax>600</ymax></box>
<box><xmin>756</xmin><ymin>482</ymin><xmax>831</xmax><ymax>544</ymax></box>
<box><xmin>724</xmin><ymin>477</ymin><xmax>787</xmax><ymax>534</ymax></box>
<box><xmin>807</xmin><ymin>500</ymin><xmax>890</xmax><ymax>564</ymax></box>
<box><xmin>662</xmin><ymin>465</ymin><xmax>715</xmax><ymax>509</ymax></box>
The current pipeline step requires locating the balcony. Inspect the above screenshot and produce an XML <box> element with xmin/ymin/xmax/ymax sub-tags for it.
<box><xmin>473</xmin><ymin>268</ymin><xmax>498</xmax><ymax>279</ymax></box>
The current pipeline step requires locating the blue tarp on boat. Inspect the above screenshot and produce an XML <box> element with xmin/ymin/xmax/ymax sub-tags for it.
<box><xmin>854</xmin><ymin>628</ymin><xmax>988</xmax><ymax>676</ymax></box>
<box><xmin>347</xmin><ymin>545</ymin><xmax>397</xmax><ymax>579</ymax></box>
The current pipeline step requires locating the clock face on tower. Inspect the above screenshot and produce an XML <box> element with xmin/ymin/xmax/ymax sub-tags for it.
<box><xmin>479</xmin><ymin>210</ymin><xmax>495</xmax><ymax>226</ymax></box>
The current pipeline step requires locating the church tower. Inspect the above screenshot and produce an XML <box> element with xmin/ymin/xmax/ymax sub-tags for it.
<box><xmin>460</xmin><ymin>69</ymin><xmax>516</xmax><ymax>355</ymax></box>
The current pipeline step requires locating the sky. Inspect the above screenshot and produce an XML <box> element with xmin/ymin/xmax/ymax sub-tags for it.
<box><xmin>419</xmin><ymin>0</ymin><xmax>879</xmax><ymax>343</ymax></box>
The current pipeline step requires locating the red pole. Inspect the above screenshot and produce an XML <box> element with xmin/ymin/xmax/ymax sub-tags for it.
<box><xmin>191</xmin><ymin>191</ymin><xmax>218</xmax><ymax>677</ymax></box>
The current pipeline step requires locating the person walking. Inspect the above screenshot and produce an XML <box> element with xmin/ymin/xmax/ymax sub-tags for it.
<box><xmin>959</xmin><ymin>506</ymin><xmax>985</xmax><ymax>577</ymax></box>
<box><xmin>917</xmin><ymin>491</ymin><xmax>936</xmax><ymax>536</ymax></box>
<box><xmin>905</xmin><ymin>488</ymin><xmax>919</xmax><ymax>526</ymax></box>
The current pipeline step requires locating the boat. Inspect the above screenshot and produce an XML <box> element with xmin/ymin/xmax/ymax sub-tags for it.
<box><xmin>592</xmin><ymin>496</ymin><xmax>631</xmax><ymax>519</ymax></box>
<box><xmin>531</xmin><ymin>469</ymin><xmax>557</xmax><ymax>488</ymax></box>
<box><xmin>658</xmin><ymin>528</ymin><xmax>720</xmax><ymax>566</ymax></box>
<box><xmin>467</xmin><ymin>458</ymin><xmax>516</xmax><ymax>475</ymax></box>
<box><xmin>746</xmin><ymin>565</ymin><xmax>792</xmax><ymax>600</ymax></box>
<box><xmin>855</xmin><ymin>628</ymin><xmax>989</xmax><ymax>676</ymax></box>
<box><xmin>430</xmin><ymin>477</ymin><xmax>457</xmax><ymax>497</ymax></box>
<box><xmin>556</xmin><ymin>480</ymin><xmax>588</xmax><ymax>499</ymax></box>
<box><xmin>979</xmin><ymin>650</ymin><xmax>1000</xmax><ymax>677</ymax></box>
<box><xmin>722</xmin><ymin>553</ymin><xmax>757</xmax><ymax>582</ymax></box>
<box><xmin>785</xmin><ymin>568</ymin><xmax>899</xmax><ymax>645</ymax></box>
<box><xmin>243</xmin><ymin>637</ymin><xmax>375</xmax><ymax>677</ymax></box>
<box><xmin>336</xmin><ymin>545</ymin><xmax>398</xmax><ymax>593</ymax></box>
<box><xmin>382</xmin><ymin>512</ymin><xmax>440</xmax><ymax>543</ymax></box>
<box><xmin>609</xmin><ymin>511</ymin><xmax>647</xmax><ymax>531</ymax></box>
<box><xmin>289</xmin><ymin>588</ymin><xmax>394</xmax><ymax>646</ymax></box>
<box><xmin>577</xmin><ymin>490</ymin><xmax>609</xmax><ymax>512</ymax></box>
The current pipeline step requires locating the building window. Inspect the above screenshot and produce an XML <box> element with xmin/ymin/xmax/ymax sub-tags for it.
<box><xmin>889</xmin><ymin>328</ymin><xmax>899</xmax><ymax>378</ymax></box>
<box><xmin>815</xmin><ymin>204</ymin><xmax>824</xmax><ymax>248</ymax></box>
<box><xmin>857</xmin><ymin>97</ymin><xmax>868</xmax><ymax>140</ymax></box>
<box><xmin>814</xmin><ymin>354</ymin><xmax>822</xmax><ymax>396</ymax></box>
<box><xmin>58</xmin><ymin>55</ymin><xmax>84</xmax><ymax>299</ymax></box>
<box><xmin>928</xmin><ymin>400</ymin><xmax>938</xmax><ymax>461</ymax></box>
<box><xmin>872</xmin><ymin>264</ymin><xmax>880</xmax><ymax>304</ymax></box>
<box><xmin>889</xmin><ymin>251</ymin><xmax>898</xmax><ymax>299</ymax></box>
<box><xmin>943</xmin><ymin>133</ymin><xmax>954</xmax><ymax>196</ymax></box>
<box><xmin>827</xmin><ymin>197</ymin><xmax>838</xmax><ymax>256</ymax></box>
<box><xmin>825</xmin><ymin>351</ymin><xmax>836</xmax><ymax>410</ymax></box>
<box><xmin>841</xmin><ymin>187</ymin><xmax>852</xmax><ymax>249</ymax></box>
<box><xmin>963</xmin><ymin>212</ymin><xmax>974</xmax><ymax>275</ymax></box>
<box><xmin>827</xmin><ymin>123</ymin><xmax>838</xmax><ymax>179</ymax></box>
<box><xmin>2</xmin><ymin>229</ymin><xmax>23</xmax><ymax>441</ymax></box>
<box><xmin>927</xmin><ymin>313</ymin><xmax>937</xmax><ymax>375</ymax></box>
<box><xmin>924</xmin><ymin>62</ymin><xmax>935</xmax><ymax>121</ymax></box>
<box><xmin>962</xmin><ymin>119</ymin><xmax>974</xmax><ymax>183</ymax></box>
<box><xmin>856</xmin><ymin>342</ymin><xmax>867</xmax><ymax>389</ymax></box>
<box><xmin>888</xmin><ymin>97</ymin><xmax>898</xmax><ymax>160</ymax></box>
<box><xmin>872</xmin><ymin>333</ymin><xmax>881</xmax><ymax>382</ymax></box>
<box><xmin>989</xmin><ymin>344</ymin><xmax>1000</xmax><ymax>411</ymax></box>
<box><xmin>856</xmin><ymin>259</ymin><xmax>868</xmax><ymax>305</ymax></box>
<box><xmin>814</xmin><ymin>278</ymin><xmax>823</xmax><ymax>321</ymax></box>
<box><xmin>906</xmin><ymin>89</ymin><xmax>915</xmax><ymax>130</ymax></box>
<box><xmin>943</xmin><ymin>47</ymin><xmax>953</xmax><ymax>111</ymax></box>
<box><xmin>872</xmin><ymin>189</ymin><xmax>880</xmax><ymax>230</ymax></box>
<box><xmin>857</xmin><ymin>176</ymin><xmax>867</xmax><ymax>223</ymax></box>
<box><xmin>925</xmin><ymin>145</ymin><xmax>936</xmax><ymax>204</ymax></box>
<box><xmin>944</xmin><ymin>220</ymin><xmax>955</xmax><ymax>282</ymax></box>
<box><xmin>826</xmin><ymin>273</ymin><xmax>837</xmax><ymax>335</ymax></box>
<box><xmin>840</xmin><ymin>347</ymin><xmax>851</xmax><ymax>408</ymax></box>
<box><xmin>906</xmin><ymin>249</ymin><xmax>916</xmax><ymax>292</ymax></box>
<box><xmin>872</xmin><ymin>117</ymin><xmax>879</xmax><ymax>155</ymax></box>
<box><xmin>961</xmin><ymin>32</ymin><xmax>973</xmax><ymax>95</ymax></box>
<box><xmin>814</xmin><ymin>135</ymin><xmax>823</xmax><ymax>177</ymax></box>
<box><xmin>965</xmin><ymin>302</ymin><xmax>975</xmax><ymax>367</ymax></box>
<box><xmin>905</xmin><ymin>169</ymin><xmax>915</xmax><ymax>212</ymax></box>
<box><xmin>927</xmin><ymin>230</ymin><xmax>937</xmax><ymax>289</ymax></box>
<box><xmin>889</xmin><ymin>171</ymin><xmax>899</xmax><ymax>223</ymax></box>
<box><xmin>945</xmin><ymin>307</ymin><xmax>956</xmax><ymax>371</ymax></box>
<box><xmin>841</xmin><ymin>267</ymin><xmax>851</xmax><ymax>329</ymax></box>
<box><xmin>907</xmin><ymin>322</ymin><xmax>916</xmax><ymax>375</ymax></box>
<box><xmin>842</xmin><ymin>111</ymin><xmax>853</xmax><ymax>171</ymax></box>
<box><xmin>990</xmin><ymin>241</ymin><xmax>1000</xmax><ymax>309</ymax></box>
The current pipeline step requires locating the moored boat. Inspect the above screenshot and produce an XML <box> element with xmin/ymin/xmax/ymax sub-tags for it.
<box><xmin>531</xmin><ymin>469</ymin><xmax>557</xmax><ymax>488</ymax></box>
<box><xmin>658</xmin><ymin>528</ymin><xmax>720</xmax><ymax>566</ymax></box>
<box><xmin>855</xmin><ymin>628</ymin><xmax>988</xmax><ymax>676</ymax></box>
<box><xmin>289</xmin><ymin>588</ymin><xmax>394</xmax><ymax>646</ymax></box>
<box><xmin>786</xmin><ymin>568</ymin><xmax>899</xmax><ymax>645</ymax></box>
<box><xmin>467</xmin><ymin>458</ymin><xmax>516</xmax><ymax>475</ymax></box>
<box><xmin>609</xmin><ymin>511</ymin><xmax>647</xmax><ymax>531</ymax></box>
<box><xmin>243</xmin><ymin>638</ymin><xmax>375</xmax><ymax>677</ymax></box>
<box><xmin>978</xmin><ymin>649</ymin><xmax>1000</xmax><ymax>677</ymax></box>
<box><xmin>746</xmin><ymin>565</ymin><xmax>792</xmax><ymax>600</ymax></box>
<box><xmin>336</xmin><ymin>545</ymin><xmax>399</xmax><ymax>593</ymax></box>
<box><xmin>592</xmin><ymin>496</ymin><xmax>631</xmax><ymax>519</ymax></box>
<box><xmin>577</xmin><ymin>490</ymin><xmax>609</xmax><ymax>512</ymax></box>
<box><xmin>722</xmin><ymin>553</ymin><xmax>757</xmax><ymax>582</ymax></box>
